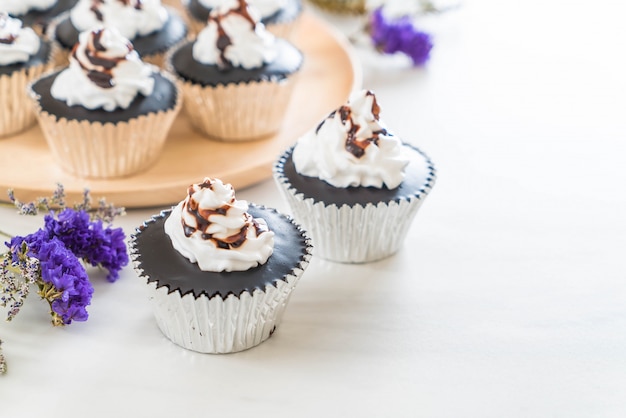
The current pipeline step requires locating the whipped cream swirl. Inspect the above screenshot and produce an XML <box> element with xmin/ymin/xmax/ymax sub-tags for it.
<box><xmin>193</xmin><ymin>0</ymin><xmax>276</xmax><ymax>69</ymax></box>
<box><xmin>70</xmin><ymin>0</ymin><xmax>168</xmax><ymax>39</ymax></box>
<box><xmin>50</xmin><ymin>27</ymin><xmax>155</xmax><ymax>111</ymax></box>
<box><xmin>0</xmin><ymin>0</ymin><xmax>57</xmax><ymax>16</ymax></box>
<box><xmin>198</xmin><ymin>0</ymin><xmax>287</xmax><ymax>20</ymax></box>
<box><xmin>164</xmin><ymin>178</ymin><xmax>275</xmax><ymax>272</ymax></box>
<box><xmin>0</xmin><ymin>13</ymin><xmax>41</xmax><ymax>65</ymax></box>
<box><xmin>292</xmin><ymin>90</ymin><xmax>410</xmax><ymax>189</ymax></box>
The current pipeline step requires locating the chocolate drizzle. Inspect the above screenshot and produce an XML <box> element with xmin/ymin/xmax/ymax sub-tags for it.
<box><xmin>72</xmin><ymin>28</ymin><xmax>132</xmax><ymax>89</ymax></box>
<box><xmin>317</xmin><ymin>90</ymin><xmax>388</xmax><ymax>159</ymax></box>
<box><xmin>91</xmin><ymin>0</ymin><xmax>143</xmax><ymax>20</ymax></box>
<box><xmin>209</xmin><ymin>0</ymin><xmax>259</xmax><ymax>69</ymax></box>
<box><xmin>181</xmin><ymin>179</ymin><xmax>267</xmax><ymax>250</ymax></box>
<box><xmin>0</xmin><ymin>13</ymin><xmax>18</xmax><ymax>45</ymax></box>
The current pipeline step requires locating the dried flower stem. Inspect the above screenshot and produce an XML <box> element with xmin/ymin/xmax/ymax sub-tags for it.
<box><xmin>0</xmin><ymin>339</ymin><xmax>6</xmax><ymax>375</ymax></box>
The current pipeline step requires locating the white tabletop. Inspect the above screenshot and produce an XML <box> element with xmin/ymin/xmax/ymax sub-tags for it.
<box><xmin>2</xmin><ymin>1</ymin><xmax>626</xmax><ymax>417</ymax></box>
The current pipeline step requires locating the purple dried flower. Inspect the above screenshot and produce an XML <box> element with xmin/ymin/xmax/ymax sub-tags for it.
<box><xmin>9</xmin><ymin>232</ymin><xmax>93</xmax><ymax>325</ymax></box>
<box><xmin>369</xmin><ymin>7</ymin><xmax>433</xmax><ymax>66</ymax></box>
<box><xmin>42</xmin><ymin>209</ymin><xmax>129</xmax><ymax>282</ymax></box>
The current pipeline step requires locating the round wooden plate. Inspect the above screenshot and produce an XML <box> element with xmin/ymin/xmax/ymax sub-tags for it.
<box><xmin>0</xmin><ymin>12</ymin><xmax>361</xmax><ymax>208</ymax></box>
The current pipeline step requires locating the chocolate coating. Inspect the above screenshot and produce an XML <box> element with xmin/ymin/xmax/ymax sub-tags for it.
<box><xmin>186</xmin><ymin>0</ymin><xmax>302</xmax><ymax>26</ymax></box>
<box><xmin>10</xmin><ymin>0</ymin><xmax>78</xmax><ymax>29</ymax></box>
<box><xmin>276</xmin><ymin>144</ymin><xmax>437</xmax><ymax>207</ymax></box>
<box><xmin>53</xmin><ymin>11</ymin><xmax>187</xmax><ymax>58</ymax></box>
<box><xmin>170</xmin><ymin>39</ymin><xmax>302</xmax><ymax>87</ymax></box>
<box><xmin>30</xmin><ymin>70</ymin><xmax>178</xmax><ymax>123</ymax></box>
<box><xmin>0</xmin><ymin>39</ymin><xmax>51</xmax><ymax>76</ymax></box>
<box><xmin>132</xmin><ymin>205</ymin><xmax>310</xmax><ymax>300</ymax></box>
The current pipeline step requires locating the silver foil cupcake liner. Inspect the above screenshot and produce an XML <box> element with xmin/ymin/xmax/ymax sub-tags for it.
<box><xmin>273</xmin><ymin>144</ymin><xmax>437</xmax><ymax>263</ymax></box>
<box><xmin>144</xmin><ymin>272</ymin><xmax>303</xmax><ymax>353</ymax></box>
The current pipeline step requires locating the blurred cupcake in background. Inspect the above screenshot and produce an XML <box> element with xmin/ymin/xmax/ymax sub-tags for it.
<box><xmin>50</xmin><ymin>0</ymin><xmax>187</xmax><ymax>67</ymax></box>
<box><xmin>2</xmin><ymin>0</ymin><xmax>77</xmax><ymax>34</ymax></box>
<box><xmin>274</xmin><ymin>89</ymin><xmax>436</xmax><ymax>263</ymax></box>
<box><xmin>183</xmin><ymin>0</ymin><xmax>302</xmax><ymax>39</ymax></box>
<box><xmin>28</xmin><ymin>26</ymin><xmax>181</xmax><ymax>178</ymax></box>
<box><xmin>167</xmin><ymin>0</ymin><xmax>303</xmax><ymax>141</ymax></box>
<box><xmin>0</xmin><ymin>13</ymin><xmax>55</xmax><ymax>137</ymax></box>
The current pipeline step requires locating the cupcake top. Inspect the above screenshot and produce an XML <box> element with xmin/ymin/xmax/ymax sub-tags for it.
<box><xmin>292</xmin><ymin>90</ymin><xmax>410</xmax><ymax>189</ymax></box>
<box><xmin>164</xmin><ymin>178</ymin><xmax>275</xmax><ymax>272</ymax></box>
<box><xmin>193</xmin><ymin>0</ymin><xmax>276</xmax><ymax>70</ymax></box>
<box><xmin>69</xmin><ymin>0</ymin><xmax>168</xmax><ymax>39</ymax></box>
<box><xmin>50</xmin><ymin>26</ymin><xmax>155</xmax><ymax>111</ymax></box>
<box><xmin>198</xmin><ymin>0</ymin><xmax>286</xmax><ymax>20</ymax></box>
<box><xmin>0</xmin><ymin>13</ymin><xmax>41</xmax><ymax>65</ymax></box>
<box><xmin>0</xmin><ymin>0</ymin><xmax>57</xmax><ymax>16</ymax></box>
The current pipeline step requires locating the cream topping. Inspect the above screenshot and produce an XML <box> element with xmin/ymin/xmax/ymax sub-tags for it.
<box><xmin>292</xmin><ymin>90</ymin><xmax>410</xmax><ymax>189</ymax></box>
<box><xmin>164</xmin><ymin>178</ymin><xmax>275</xmax><ymax>272</ymax></box>
<box><xmin>198</xmin><ymin>0</ymin><xmax>287</xmax><ymax>19</ymax></box>
<box><xmin>70</xmin><ymin>0</ymin><xmax>168</xmax><ymax>39</ymax></box>
<box><xmin>192</xmin><ymin>0</ymin><xmax>276</xmax><ymax>69</ymax></box>
<box><xmin>0</xmin><ymin>13</ymin><xmax>41</xmax><ymax>65</ymax></box>
<box><xmin>50</xmin><ymin>27</ymin><xmax>155</xmax><ymax>111</ymax></box>
<box><xmin>0</xmin><ymin>0</ymin><xmax>57</xmax><ymax>16</ymax></box>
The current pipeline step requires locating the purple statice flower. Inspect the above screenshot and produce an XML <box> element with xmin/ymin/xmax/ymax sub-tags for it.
<box><xmin>42</xmin><ymin>208</ymin><xmax>129</xmax><ymax>282</ymax></box>
<box><xmin>369</xmin><ymin>7</ymin><xmax>433</xmax><ymax>66</ymax></box>
<box><xmin>9</xmin><ymin>232</ymin><xmax>93</xmax><ymax>325</ymax></box>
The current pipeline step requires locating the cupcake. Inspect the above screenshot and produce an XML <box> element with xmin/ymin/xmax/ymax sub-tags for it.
<box><xmin>183</xmin><ymin>0</ymin><xmax>302</xmax><ymax>39</ymax></box>
<box><xmin>51</xmin><ymin>0</ymin><xmax>187</xmax><ymax>67</ymax></box>
<box><xmin>28</xmin><ymin>26</ymin><xmax>181</xmax><ymax>178</ymax></box>
<box><xmin>273</xmin><ymin>90</ymin><xmax>437</xmax><ymax>263</ymax></box>
<box><xmin>0</xmin><ymin>13</ymin><xmax>55</xmax><ymax>137</ymax></box>
<box><xmin>168</xmin><ymin>0</ymin><xmax>303</xmax><ymax>141</ymax></box>
<box><xmin>130</xmin><ymin>177</ymin><xmax>312</xmax><ymax>353</ymax></box>
<box><xmin>3</xmin><ymin>0</ymin><xmax>77</xmax><ymax>34</ymax></box>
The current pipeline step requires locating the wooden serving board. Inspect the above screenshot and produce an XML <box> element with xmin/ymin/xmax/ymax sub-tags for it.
<box><xmin>0</xmin><ymin>12</ymin><xmax>361</xmax><ymax>208</ymax></box>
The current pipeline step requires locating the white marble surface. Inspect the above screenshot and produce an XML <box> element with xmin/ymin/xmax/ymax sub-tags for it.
<box><xmin>2</xmin><ymin>0</ymin><xmax>626</xmax><ymax>416</ymax></box>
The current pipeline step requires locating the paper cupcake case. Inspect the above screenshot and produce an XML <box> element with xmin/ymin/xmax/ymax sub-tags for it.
<box><xmin>130</xmin><ymin>209</ymin><xmax>313</xmax><ymax>354</ymax></box>
<box><xmin>0</xmin><ymin>44</ymin><xmax>57</xmax><ymax>138</ymax></box>
<box><xmin>178</xmin><ymin>76</ymin><xmax>298</xmax><ymax>141</ymax></box>
<box><xmin>273</xmin><ymin>145</ymin><xmax>437</xmax><ymax>263</ymax></box>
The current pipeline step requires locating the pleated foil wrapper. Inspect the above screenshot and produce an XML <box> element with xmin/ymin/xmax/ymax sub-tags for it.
<box><xmin>130</xmin><ymin>209</ymin><xmax>313</xmax><ymax>354</ymax></box>
<box><xmin>27</xmin><ymin>69</ymin><xmax>182</xmax><ymax>178</ymax></box>
<box><xmin>273</xmin><ymin>145</ymin><xmax>437</xmax><ymax>263</ymax></box>
<box><xmin>0</xmin><ymin>43</ymin><xmax>57</xmax><ymax>138</ymax></box>
<box><xmin>177</xmin><ymin>76</ymin><xmax>298</xmax><ymax>141</ymax></box>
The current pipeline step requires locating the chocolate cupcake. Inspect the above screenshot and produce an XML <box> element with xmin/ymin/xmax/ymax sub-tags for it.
<box><xmin>274</xmin><ymin>90</ymin><xmax>437</xmax><ymax>263</ymax></box>
<box><xmin>184</xmin><ymin>0</ymin><xmax>302</xmax><ymax>39</ymax></box>
<box><xmin>168</xmin><ymin>0</ymin><xmax>303</xmax><ymax>141</ymax></box>
<box><xmin>0</xmin><ymin>13</ymin><xmax>56</xmax><ymax>137</ymax></box>
<box><xmin>28</xmin><ymin>26</ymin><xmax>181</xmax><ymax>178</ymax></box>
<box><xmin>130</xmin><ymin>177</ymin><xmax>312</xmax><ymax>353</ymax></box>
<box><xmin>4</xmin><ymin>0</ymin><xmax>77</xmax><ymax>34</ymax></box>
<box><xmin>51</xmin><ymin>0</ymin><xmax>187</xmax><ymax>67</ymax></box>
